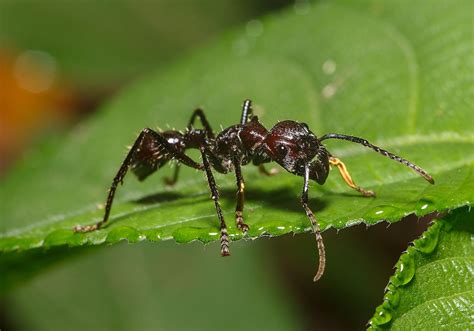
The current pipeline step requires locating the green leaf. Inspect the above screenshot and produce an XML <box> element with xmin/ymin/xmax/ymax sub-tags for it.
<box><xmin>1</xmin><ymin>1</ymin><xmax>472</xmax><ymax>262</ymax></box>
<box><xmin>368</xmin><ymin>207</ymin><xmax>474</xmax><ymax>329</ymax></box>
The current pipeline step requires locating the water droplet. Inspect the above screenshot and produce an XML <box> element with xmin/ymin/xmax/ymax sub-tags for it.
<box><xmin>232</xmin><ymin>38</ymin><xmax>249</xmax><ymax>56</ymax></box>
<box><xmin>415</xmin><ymin>221</ymin><xmax>442</xmax><ymax>254</ymax></box>
<box><xmin>258</xmin><ymin>226</ymin><xmax>264</xmax><ymax>231</ymax></box>
<box><xmin>322</xmin><ymin>59</ymin><xmax>336</xmax><ymax>75</ymax></box>
<box><xmin>277</xmin><ymin>226</ymin><xmax>285</xmax><ymax>230</ymax></box>
<box><xmin>345</xmin><ymin>219</ymin><xmax>362</xmax><ymax>227</ymax></box>
<box><xmin>208</xmin><ymin>232</ymin><xmax>218</xmax><ymax>236</ymax></box>
<box><xmin>391</xmin><ymin>250</ymin><xmax>415</xmax><ymax>286</ymax></box>
<box><xmin>420</xmin><ymin>203</ymin><xmax>429</xmax><ymax>210</ymax></box>
<box><xmin>375</xmin><ymin>210</ymin><xmax>384</xmax><ymax>215</ymax></box>
<box><xmin>385</xmin><ymin>289</ymin><xmax>400</xmax><ymax>308</ymax></box>
<box><xmin>322</xmin><ymin>84</ymin><xmax>336</xmax><ymax>99</ymax></box>
<box><xmin>246</xmin><ymin>19</ymin><xmax>263</xmax><ymax>38</ymax></box>
<box><xmin>370</xmin><ymin>304</ymin><xmax>392</xmax><ymax>326</ymax></box>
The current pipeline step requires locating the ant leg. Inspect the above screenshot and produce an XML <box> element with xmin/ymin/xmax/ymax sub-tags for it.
<box><xmin>74</xmin><ymin>128</ymin><xmax>202</xmax><ymax>233</ymax></box>
<box><xmin>329</xmin><ymin>156</ymin><xmax>375</xmax><ymax>197</ymax></box>
<box><xmin>233</xmin><ymin>160</ymin><xmax>249</xmax><ymax>233</ymax></box>
<box><xmin>258</xmin><ymin>164</ymin><xmax>279</xmax><ymax>176</ymax></box>
<box><xmin>162</xmin><ymin>108</ymin><xmax>214</xmax><ymax>186</ymax></box>
<box><xmin>240</xmin><ymin>99</ymin><xmax>252</xmax><ymax>125</ymax></box>
<box><xmin>301</xmin><ymin>164</ymin><xmax>326</xmax><ymax>282</ymax></box>
<box><xmin>188</xmin><ymin>108</ymin><xmax>214</xmax><ymax>138</ymax></box>
<box><xmin>163</xmin><ymin>164</ymin><xmax>180</xmax><ymax>186</ymax></box>
<box><xmin>200</xmin><ymin>147</ymin><xmax>230</xmax><ymax>256</ymax></box>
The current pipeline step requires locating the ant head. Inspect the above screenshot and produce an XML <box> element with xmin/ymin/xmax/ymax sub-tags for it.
<box><xmin>264</xmin><ymin>120</ymin><xmax>320</xmax><ymax>173</ymax></box>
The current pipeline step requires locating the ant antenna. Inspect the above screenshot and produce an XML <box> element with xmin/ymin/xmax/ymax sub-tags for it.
<box><xmin>240</xmin><ymin>99</ymin><xmax>253</xmax><ymax>125</ymax></box>
<box><xmin>319</xmin><ymin>133</ymin><xmax>434</xmax><ymax>184</ymax></box>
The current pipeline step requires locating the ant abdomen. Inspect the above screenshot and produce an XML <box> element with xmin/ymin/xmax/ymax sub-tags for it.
<box><xmin>131</xmin><ymin>130</ymin><xmax>184</xmax><ymax>181</ymax></box>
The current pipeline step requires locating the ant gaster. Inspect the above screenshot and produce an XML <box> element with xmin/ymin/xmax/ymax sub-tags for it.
<box><xmin>74</xmin><ymin>99</ymin><xmax>434</xmax><ymax>281</ymax></box>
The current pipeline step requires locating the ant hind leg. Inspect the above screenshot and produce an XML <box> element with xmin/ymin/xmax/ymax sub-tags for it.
<box><xmin>74</xmin><ymin>128</ymin><xmax>202</xmax><ymax>233</ymax></box>
<box><xmin>234</xmin><ymin>160</ymin><xmax>249</xmax><ymax>233</ymax></box>
<box><xmin>201</xmin><ymin>147</ymin><xmax>230</xmax><ymax>256</ymax></box>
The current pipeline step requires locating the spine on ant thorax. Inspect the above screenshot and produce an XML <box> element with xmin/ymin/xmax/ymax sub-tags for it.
<box><xmin>239</xmin><ymin>116</ymin><xmax>269</xmax><ymax>154</ymax></box>
<box><xmin>201</xmin><ymin>116</ymin><xmax>271</xmax><ymax>172</ymax></box>
<box><xmin>240</xmin><ymin>116</ymin><xmax>274</xmax><ymax>166</ymax></box>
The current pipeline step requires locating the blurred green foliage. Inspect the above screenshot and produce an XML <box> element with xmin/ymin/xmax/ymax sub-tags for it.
<box><xmin>0</xmin><ymin>0</ymin><xmax>286</xmax><ymax>88</ymax></box>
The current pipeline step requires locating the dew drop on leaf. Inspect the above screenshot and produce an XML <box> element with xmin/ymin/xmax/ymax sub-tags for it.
<box><xmin>390</xmin><ymin>249</ymin><xmax>416</xmax><ymax>286</ymax></box>
<box><xmin>385</xmin><ymin>288</ymin><xmax>401</xmax><ymax>308</ymax></box>
<box><xmin>370</xmin><ymin>304</ymin><xmax>392</xmax><ymax>326</ymax></box>
<box><xmin>415</xmin><ymin>221</ymin><xmax>442</xmax><ymax>254</ymax></box>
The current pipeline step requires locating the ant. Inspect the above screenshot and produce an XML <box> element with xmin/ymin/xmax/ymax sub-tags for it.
<box><xmin>74</xmin><ymin>99</ymin><xmax>434</xmax><ymax>281</ymax></box>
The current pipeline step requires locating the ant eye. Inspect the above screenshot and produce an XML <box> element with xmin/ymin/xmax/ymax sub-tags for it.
<box><xmin>277</xmin><ymin>144</ymin><xmax>287</xmax><ymax>155</ymax></box>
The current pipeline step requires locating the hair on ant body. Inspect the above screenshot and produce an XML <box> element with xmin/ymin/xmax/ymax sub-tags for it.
<box><xmin>74</xmin><ymin>99</ymin><xmax>434</xmax><ymax>281</ymax></box>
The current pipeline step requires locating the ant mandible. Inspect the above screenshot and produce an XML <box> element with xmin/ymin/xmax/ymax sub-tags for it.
<box><xmin>74</xmin><ymin>99</ymin><xmax>434</xmax><ymax>281</ymax></box>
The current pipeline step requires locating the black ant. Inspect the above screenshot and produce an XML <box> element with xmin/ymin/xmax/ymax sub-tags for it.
<box><xmin>74</xmin><ymin>99</ymin><xmax>434</xmax><ymax>281</ymax></box>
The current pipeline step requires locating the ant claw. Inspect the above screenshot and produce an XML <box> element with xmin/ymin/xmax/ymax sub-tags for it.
<box><xmin>236</xmin><ymin>211</ymin><xmax>249</xmax><ymax>233</ymax></box>
<box><xmin>359</xmin><ymin>188</ymin><xmax>375</xmax><ymax>197</ymax></box>
<box><xmin>220</xmin><ymin>244</ymin><xmax>231</xmax><ymax>256</ymax></box>
<box><xmin>73</xmin><ymin>224</ymin><xmax>98</xmax><ymax>233</ymax></box>
<box><xmin>238</xmin><ymin>223</ymin><xmax>249</xmax><ymax>233</ymax></box>
<box><xmin>238</xmin><ymin>224</ymin><xmax>250</xmax><ymax>235</ymax></box>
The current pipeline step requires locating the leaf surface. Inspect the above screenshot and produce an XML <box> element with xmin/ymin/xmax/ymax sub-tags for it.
<box><xmin>369</xmin><ymin>207</ymin><xmax>474</xmax><ymax>329</ymax></box>
<box><xmin>1</xmin><ymin>1</ymin><xmax>472</xmax><ymax>256</ymax></box>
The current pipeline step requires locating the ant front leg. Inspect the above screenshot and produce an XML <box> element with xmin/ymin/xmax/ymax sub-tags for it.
<box><xmin>200</xmin><ymin>147</ymin><xmax>230</xmax><ymax>256</ymax></box>
<box><xmin>301</xmin><ymin>163</ymin><xmax>326</xmax><ymax>282</ymax></box>
<box><xmin>163</xmin><ymin>107</ymin><xmax>215</xmax><ymax>187</ymax></box>
<box><xmin>329</xmin><ymin>156</ymin><xmax>375</xmax><ymax>197</ymax></box>
<box><xmin>233</xmin><ymin>159</ymin><xmax>249</xmax><ymax>233</ymax></box>
<box><xmin>74</xmin><ymin>128</ymin><xmax>202</xmax><ymax>233</ymax></box>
